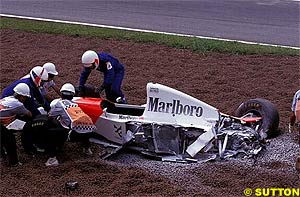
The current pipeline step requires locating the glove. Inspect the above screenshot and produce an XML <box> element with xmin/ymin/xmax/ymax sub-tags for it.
<box><xmin>116</xmin><ymin>97</ymin><xmax>127</xmax><ymax>104</ymax></box>
<box><xmin>78</xmin><ymin>86</ymin><xmax>86</xmax><ymax>97</ymax></box>
<box><xmin>95</xmin><ymin>85</ymin><xmax>105</xmax><ymax>95</ymax></box>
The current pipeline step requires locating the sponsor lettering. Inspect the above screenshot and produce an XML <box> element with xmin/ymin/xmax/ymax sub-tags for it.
<box><xmin>149</xmin><ymin>87</ymin><xmax>159</xmax><ymax>93</ymax></box>
<box><xmin>114</xmin><ymin>125</ymin><xmax>122</xmax><ymax>137</ymax></box>
<box><xmin>148</xmin><ymin>97</ymin><xmax>203</xmax><ymax>117</ymax></box>
<box><xmin>119</xmin><ymin>115</ymin><xmax>138</xmax><ymax>120</ymax></box>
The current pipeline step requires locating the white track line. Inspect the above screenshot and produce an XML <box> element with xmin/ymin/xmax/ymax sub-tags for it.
<box><xmin>1</xmin><ymin>14</ymin><xmax>299</xmax><ymax>50</ymax></box>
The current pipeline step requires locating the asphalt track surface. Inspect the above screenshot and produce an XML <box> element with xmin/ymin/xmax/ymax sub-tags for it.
<box><xmin>1</xmin><ymin>0</ymin><xmax>299</xmax><ymax>48</ymax></box>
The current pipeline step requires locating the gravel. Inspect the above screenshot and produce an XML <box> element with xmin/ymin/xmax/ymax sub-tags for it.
<box><xmin>106</xmin><ymin>131</ymin><xmax>300</xmax><ymax>188</ymax></box>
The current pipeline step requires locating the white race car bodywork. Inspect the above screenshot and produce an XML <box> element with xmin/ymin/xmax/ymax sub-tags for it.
<box><xmin>94</xmin><ymin>83</ymin><xmax>219</xmax><ymax>156</ymax></box>
<box><xmin>74</xmin><ymin>82</ymin><xmax>270</xmax><ymax>162</ymax></box>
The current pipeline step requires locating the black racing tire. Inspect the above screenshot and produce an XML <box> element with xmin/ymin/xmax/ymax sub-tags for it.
<box><xmin>234</xmin><ymin>98</ymin><xmax>280</xmax><ymax>138</ymax></box>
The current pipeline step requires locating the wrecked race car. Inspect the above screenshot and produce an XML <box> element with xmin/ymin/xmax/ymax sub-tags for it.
<box><xmin>74</xmin><ymin>83</ymin><xmax>279</xmax><ymax>163</ymax></box>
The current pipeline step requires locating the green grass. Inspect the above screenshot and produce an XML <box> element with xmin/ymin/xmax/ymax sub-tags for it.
<box><xmin>1</xmin><ymin>17</ymin><xmax>299</xmax><ymax>55</ymax></box>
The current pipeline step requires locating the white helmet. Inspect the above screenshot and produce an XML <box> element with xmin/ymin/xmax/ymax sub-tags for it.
<box><xmin>30</xmin><ymin>66</ymin><xmax>48</xmax><ymax>87</ymax></box>
<box><xmin>81</xmin><ymin>50</ymin><xmax>99</xmax><ymax>69</ymax></box>
<box><xmin>43</xmin><ymin>62</ymin><xmax>58</xmax><ymax>75</ymax></box>
<box><xmin>13</xmin><ymin>83</ymin><xmax>31</xmax><ymax>98</ymax></box>
<box><xmin>60</xmin><ymin>83</ymin><xmax>75</xmax><ymax>95</ymax></box>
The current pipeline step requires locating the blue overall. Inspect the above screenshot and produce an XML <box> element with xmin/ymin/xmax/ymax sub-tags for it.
<box><xmin>79</xmin><ymin>52</ymin><xmax>125</xmax><ymax>102</ymax></box>
<box><xmin>1</xmin><ymin>77</ymin><xmax>50</xmax><ymax>116</ymax></box>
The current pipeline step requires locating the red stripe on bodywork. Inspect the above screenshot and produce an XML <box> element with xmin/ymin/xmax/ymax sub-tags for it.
<box><xmin>74</xmin><ymin>97</ymin><xmax>104</xmax><ymax>123</ymax></box>
<box><xmin>240</xmin><ymin>117</ymin><xmax>262</xmax><ymax>123</ymax></box>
